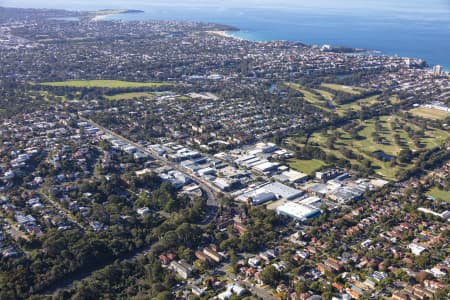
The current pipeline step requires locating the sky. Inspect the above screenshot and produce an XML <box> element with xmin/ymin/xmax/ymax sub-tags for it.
<box><xmin>0</xmin><ymin>1</ymin><xmax>448</xmax><ymax>25</ymax></box>
<box><xmin>1</xmin><ymin>0</ymin><xmax>449</xmax><ymax>17</ymax></box>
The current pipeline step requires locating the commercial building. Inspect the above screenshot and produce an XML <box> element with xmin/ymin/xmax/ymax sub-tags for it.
<box><xmin>316</xmin><ymin>169</ymin><xmax>344</xmax><ymax>182</ymax></box>
<box><xmin>299</xmin><ymin>196</ymin><xmax>322</xmax><ymax>207</ymax></box>
<box><xmin>273</xmin><ymin>169</ymin><xmax>309</xmax><ymax>184</ymax></box>
<box><xmin>203</xmin><ymin>247</ymin><xmax>222</xmax><ymax>263</ymax></box>
<box><xmin>254</xmin><ymin>142</ymin><xmax>278</xmax><ymax>154</ymax></box>
<box><xmin>197</xmin><ymin>167</ymin><xmax>216</xmax><ymax>177</ymax></box>
<box><xmin>263</xmin><ymin>182</ymin><xmax>304</xmax><ymax>200</ymax></box>
<box><xmin>252</xmin><ymin>161</ymin><xmax>280</xmax><ymax>174</ymax></box>
<box><xmin>169</xmin><ymin>260</ymin><xmax>193</xmax><ymax>279</ymax></box>
<box><xmin>275</xmin><ymin>201</ymin><xmax>321</xmax><ymax>221</ymax></box>
<box><xmin>159</xmin><ymin>170</ymin><xmax>192</xmax><ymax>189</ymax></box>
<box><xmin>237</xmin><ymin>182</ymin><xmax>304</xmax><ymax>205</ymax></box>
<box><xmin>213</xmin><ymin>177</ymin><xmax>240</xmax><ymax>192</ymax></box>
<box><xmin>243</xmin><ymin>191</ymin><xmax>277</xmax><ymax>206</ymax></box>
<box><xmin>433</xmin><ymin>65</ymin><xmax>443</xmax><ymax>77</ymax></box>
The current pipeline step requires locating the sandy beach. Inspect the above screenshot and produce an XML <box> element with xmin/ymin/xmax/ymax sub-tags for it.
<box><xmin>91</xmin><ymin>14</ymin><xmax>115</xmax><ymax>21</ymax></box>
<box><xmin>206</xmin><ymin>31</ymin><xmax>242</xmax><ymax>40</ymax></box>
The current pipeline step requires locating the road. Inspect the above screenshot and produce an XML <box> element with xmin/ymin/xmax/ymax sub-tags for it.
<box><xmin>81</xmin><ymin>116</ymin><xmax>221</xmax><ymax>224</ymax></box>
<box><xmin>3</xmin><ymin>219</ymin><xmax>29</xmax><ymax>241</ymax></box>
<box><xmin>39</xmin><ymin>191</ymin><xmax>86</xmax><ymax>230</ymax></box>
<box><xmin>38</xmin><ymin>117</ymin><xmax>223</xmax><ymax>296</ymax></box>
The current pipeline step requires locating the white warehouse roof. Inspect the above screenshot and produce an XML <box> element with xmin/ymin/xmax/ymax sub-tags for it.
<box><xmin>275</xmin><ymin>202</ymin><xmax>321</xmax><ymax>221</ymax></box>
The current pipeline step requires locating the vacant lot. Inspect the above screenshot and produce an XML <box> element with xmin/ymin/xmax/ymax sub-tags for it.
<box><xmin>40</xmin><ymin>80</ymin><xmax>174</xmax><ymax>89</ymax></box>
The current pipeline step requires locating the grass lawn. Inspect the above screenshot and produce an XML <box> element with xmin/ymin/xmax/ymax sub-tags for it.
<box><xmin>348</xmin><ymin>115</ymin><xmax>448</xmax><ymax>154</ymax></box>
<box><xmin>410</xmin><ymin>107</ymin><xmax>450</xmax><ymax>120</ymax></box>
<box><xmin>314</xmin><ymin>88</ymin><xmax>334</xmax><ymax>100</ymax></box>
<box><xmin>336</xmin><ymin>95</ymin><xmax>380</xmax><ymax>116</ymax></box>
<box><xmin>286</xmin><ymin>82</ymin><xmax>383</xmax><ymax>117</ymax></box>
<box><xmin>427</xmin><ymin>187</ymin><xmax>450</xmax><ymax>202</ymax></box>
<box><xmin>176</xmin><ymin>95</ymin><xmax>191</xmax><ymax>101</ymax></box>
<box><xmin>105</xmin><ymin>92</ymin><xmax>156</xmax><ymax>100</ymax></box>
<box><xmin>27</xmin><ymin>91</ymin><xmax>67</xmax><ymax>103</ymax></box>
<box><xmin>389</xmin><ymin>95</ymin><xmax>401</xmax><ymax>104</ymax></box>
<box><xmin>285</xmin><ymin>83</ymin><xmax>331</xmax><ymax>111</ymax></box>
<box><xmin>305</xmin><ymin>114</ymin><xmax>449</xmax><ymax>180</ymax></box>
<box><xmin>288</xmin><ymin>159</ymin><xmax>327</xmax><ymax>174</ymax></box>
<box><xmin>320</xmin><ymin>83</ymin><xmax>365</xmax><ymax>95</ymax></box>
<box><xmin>40</xmin><ymin>80</ymin><xmax>174</xmax><ymax>89</ymax></box>
<box><xmin>286</xmin><ymin>83</ymin><xmax>324</xmax><ymax>103</ymax></box>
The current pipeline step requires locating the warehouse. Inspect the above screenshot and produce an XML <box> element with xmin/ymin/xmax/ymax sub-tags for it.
<box><xmin>263</xmin><ymin>182</ymin><xmax>304</xmax><ymax>200</ymax></box>
<box><xmin>299</xmin><ymin>196</ymin><xmax>322</xmax><ymax>207</ymax></box>
<box><xmin>236</xmin><ymin>182</ymin><xmax>304</xmax><ymax>205</ymax></box>
<box><xmin>275</xmin><ymin>202</ymin><xmax>322</xmax><ymax>221</ymax></box>
<box><xmin>239</xmin><ymin>190</ymin><xmax>278</xmax><ymax>205</ymax></box>
<box><xmin>252</xmin><ymin>161</ymin><xmax>280</xmax><ymax>174</ymax></box>
<box><xmin>273</xmin><ymin>169</ymin><xmax>309</xmax><ymax>184</ymax></box>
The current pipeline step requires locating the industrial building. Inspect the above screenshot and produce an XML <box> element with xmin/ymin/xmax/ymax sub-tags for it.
<box><xmin>252</xmin><ymin>161</ymin><xmax>280</xmax><ymax>174</ymax></box>
<box><xmin>159</xmin><ymin>170</ymin><xmax>192</xmax><ymax>189</ymax></box>
<box><xmin>263</xmin><ymin>182</ymin><xmax>304</xmax><ymax>200</ymax></box>
<box><xmin>237</xmin><ymin>189</ymin><xmax>278</xmax><ymax>206</ymax></box>
<box><xmin>236</xmin><ymin>182</ymin><xmax>304</xmax><ymax>205</ymax></box>
<box><xmin>273</xmin><ymin>169</ymin><xmax>309</xmax><ymax>184</ymax></box>
<box><xmin>275</xmin><ymin>201</ymin><xmax>322</xmax><ymax>221</ymax></box>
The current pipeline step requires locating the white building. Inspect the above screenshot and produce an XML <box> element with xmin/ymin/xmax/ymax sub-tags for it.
<box><xmin>408</xmin><ymin>243</ymin><xmax>427</xmax><ymax>256</ymax></box>
<box><xmin>275</xmin><ymin>202</ymin><xmax>321</xmax><ymax>221</ymax></box>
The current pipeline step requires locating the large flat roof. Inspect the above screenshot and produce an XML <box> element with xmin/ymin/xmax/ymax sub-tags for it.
<box><xmin>275</xmin><ymin>202</ymin><xmax>321</xmax><ymax>220</ymax></box>
<box><xmin>263</xmin><ymin>182</ymin><xmax>304</xmax><ymax>200</ymax></box>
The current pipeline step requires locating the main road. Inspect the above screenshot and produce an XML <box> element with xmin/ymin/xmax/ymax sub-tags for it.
<box><xmin>80</xmin><ymin>116</ymin><xmax>221</xmax><ymax>224</ymax></box>
<box><xmin>41</xmin><ymin>117</ymin><xmax>223</xmax><ymax>296</ymax></box>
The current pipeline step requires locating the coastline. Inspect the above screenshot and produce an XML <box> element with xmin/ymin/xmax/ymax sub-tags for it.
<box><xmin>206</xmin><ymin>31</ymin><xmax>243</xmax><ymax>41</ymax></box>
<box><xmin>96</xmin><ymin>12</ymin><xmax>449</xmax><ymax>70</ymax></box>
<box><xmin>90</xmin><ymin>9</ymin><xmax>143</xmax><ymax>22</ymax></box>
<box><xmin>91</xmin><ymin>14</ymin><xmax>113</xmax><ymax>21</ymax></box>
<box><xmin>208</xmin><ymin>30</ymin><xmax>449</xmax><ymax>72</ymax></box>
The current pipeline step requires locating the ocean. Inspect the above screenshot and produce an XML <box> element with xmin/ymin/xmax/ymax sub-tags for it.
<box><xmin>3</xmin><ymin>0</ymin><xmax>450</xmax><ymax>69</ymax></box>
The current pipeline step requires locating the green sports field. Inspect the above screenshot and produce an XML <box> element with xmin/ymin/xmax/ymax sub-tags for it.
<box><xmin>40</xmin><ymin>80</ymin><xmax>174</xmax><ymax>89</ymax></box>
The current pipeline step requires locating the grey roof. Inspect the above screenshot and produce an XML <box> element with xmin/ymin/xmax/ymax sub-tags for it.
<box><xmin>263</xmin><ymin>182</ymin><xmax>304</xmax><ymax>200</ymax></box>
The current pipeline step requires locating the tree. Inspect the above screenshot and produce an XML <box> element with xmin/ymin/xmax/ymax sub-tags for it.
<box><xmin>156</xmin><ymin>291</ymin><xmax>174</xmax><ymax>300</ymax></box>
<box><xmin>433</xmin><ymin>288</ymin><xmax>450</xmax><ymax>300</ymax></box>
<box><xmin>259</xmin><ymin>265</ymin><xmax>282</xmax><ymax>287</ymax></box>
<box><xmin>398</xmin><ymin>149</ymin><xmax>413</xmax><ymax>164</ymax></box>
<box><xmin>295</xmin><ymin>281</ymin><xmax>308</xmax><ymax>294</ymax></box>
